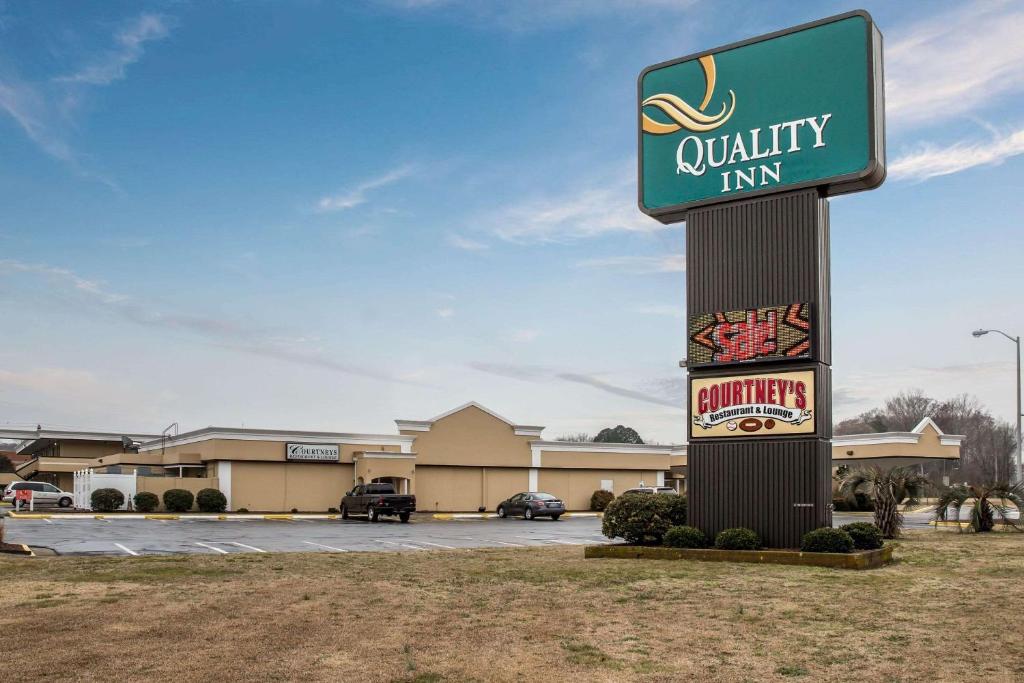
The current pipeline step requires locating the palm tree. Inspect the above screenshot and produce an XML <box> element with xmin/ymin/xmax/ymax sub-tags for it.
<box><xmin>838</xmin><ymin>466</ymin><xmax>930</xmax><ymax>539</ymax></box>
<box><xmin>934</xmin><ymin>481</ymin><xmax>1024</xmax><ymax>532</ymax></box>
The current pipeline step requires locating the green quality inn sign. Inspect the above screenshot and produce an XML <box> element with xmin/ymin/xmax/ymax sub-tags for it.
<box><xmin>638</xmin><ymin>11</ymin><xmax>884</xmax><ymax>221</ymax></box>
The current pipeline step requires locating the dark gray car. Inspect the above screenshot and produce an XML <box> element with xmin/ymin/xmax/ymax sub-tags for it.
<box><xmin>496</xmin><ymin>492</ymin><xmax>565</xmax><ymax>520</ymax></box>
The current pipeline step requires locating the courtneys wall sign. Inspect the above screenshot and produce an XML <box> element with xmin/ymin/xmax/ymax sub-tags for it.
<box><xmin>639</xmin><ymin>11</ymin><xmax>884</xmax><ymax>220</ymax></box>
<box><xmin>286</xmin><ymin>443</ymin><xmax>340</xmax><ymax>462</ymax></box>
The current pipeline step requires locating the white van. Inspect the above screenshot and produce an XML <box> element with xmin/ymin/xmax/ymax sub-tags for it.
<box><xmin>2</xmin><ymin>481</ymin><xmax>74</xmax><ymax>508</ymax></box>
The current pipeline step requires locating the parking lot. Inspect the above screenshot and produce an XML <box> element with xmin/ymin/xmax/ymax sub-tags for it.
<box><xmin>2</xmin><ymin>514</ymin><xmax>613</xmax><ymax>556</ymax></box>
<box><xmin>2</xmin><ymin>509</ymin><xmax>953</xmax><ymax>557</ymax></box>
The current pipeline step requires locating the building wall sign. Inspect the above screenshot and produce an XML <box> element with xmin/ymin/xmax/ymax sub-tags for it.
<box><xmin>639</xmin><ymin>11</ymin><xmax>884</xmax><ymax>221</ymax></box>
<box><xmin>690</xmin><ymin>369</ymin><xmax>815</xmax><ymax>439</ymax></box>
<box><xmin>688</xmin><ymin>303</ymin><xmax>810</xmax><ymax>368</ymax></box>
<box><xmin>286</xmin><ymin>443</ymin><xmax>340</xmax><ymax>462</ymax></box>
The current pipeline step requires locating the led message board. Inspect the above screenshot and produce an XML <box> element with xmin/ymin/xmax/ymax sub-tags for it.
<box><xmin>688</xmin><ymin>303</ymin><xmax>810</xmax><ymax>368</ymax></box>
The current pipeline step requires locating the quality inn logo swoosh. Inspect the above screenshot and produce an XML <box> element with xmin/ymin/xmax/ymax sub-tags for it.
<box><xmin>642</xmin><ymin>55</ymin><xmax>736</xmax><ymax>135</ymax></box>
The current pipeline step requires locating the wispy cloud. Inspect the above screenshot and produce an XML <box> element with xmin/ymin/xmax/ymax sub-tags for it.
<box><xmin>316</xmin><ymin>166</ymin><xmax>414</xmax><ymax>212</ymax></box>
<box><xmin>469</xmin><ymin>361</ymin><xmax>679</xmax><ymax>408</ymax></box>
<box><xmin>575</xmin><ymin>254</ymin><xmax>684</xmax><ymax>274</ymax></box>
<box><xmin>0</xmin><ymin>13</ymin><xmax>172</xmax><ymax>185</ymax></box>
<box><xmin>0</xmin><ymin>78</ymin><xmax>74</xmax><ymax>161</ymax></box>
<box><xmin>512</xmin><ymin>329</ymin><xmax>540</xmax><ymax>343</ymax></box>
<box><xmin>375</xmin><ymin>0</ymin><xmax>698</xmax><ymax>32</ymax></box>
<box><xmin>890</xmin><ymin>126</ymin><xmax>1024</xmax><ymax>182</ymax></box>
<box><xmin>486</xmin><ymin>168</ymin><xmax>666</xmax><ymax>244</ymax></box>
<box><xmin>886</xmin><ymin>2</ymin><xmax>1024</xmax><ymax>127</ymax></box>
<box><xmin>446</xmin><ymin>233</ymin><xmax>489</xmax><ymax>251</ymax></box>
<box><xmin>436</xmin><ymin>307</ymin><xmax>455</xmax><ymax>319</ymax></box>
<box><xmin>0</xmin><ymin>259</ymin><xmax>417</xmax><ymax>385</ymax></box>
<box><xmin>54</xmin><ymin>14</ymin><xmax>171</xmax><ymax>85</ymax></box>
<box><xmin>633</xmin><ymin>303</ymin><xmax>684</xmax><ymax>318</ymax></box>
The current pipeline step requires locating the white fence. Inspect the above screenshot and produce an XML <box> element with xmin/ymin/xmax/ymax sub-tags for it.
<box><xmin>74</xmin><ymin>470</ymin><xmax>138</xmax><ymax>510</ymax></box>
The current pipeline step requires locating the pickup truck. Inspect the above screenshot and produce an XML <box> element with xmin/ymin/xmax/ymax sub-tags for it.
<box><xmin>341</xmin><ymin>483</ymin><xmax>416</xmax><ymax>523</ymax></box>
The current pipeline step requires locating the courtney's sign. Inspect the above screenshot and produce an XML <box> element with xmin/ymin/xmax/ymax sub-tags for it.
<box><xmin>689</xmin><ymin>303</ymin><xmax>810</xmax><ymax>368</ymax></box>
<box><xmin>690</xmin><ymin>369</ymin><xmax>815</xmax><ymax>439</ymax></box>
<box><xmin>639</xmin><ymin>11</ymin><xmax>884</xmax><ymax>221</ymax></box>
<box><xmin>286</xmin><ymin>443</ymin><xmax>340</xmax><ymax>462</ymax></box>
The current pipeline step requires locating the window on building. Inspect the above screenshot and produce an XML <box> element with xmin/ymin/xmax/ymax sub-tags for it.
<box><xmin>600</xmin><ymin>479</ymin><xmax>613</xmax><ymax>492</ymax></box>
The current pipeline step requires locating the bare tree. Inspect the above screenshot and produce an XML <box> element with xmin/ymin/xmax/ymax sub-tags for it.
<box><xmin>834</xmin><ymin>391</ymin><xmax>1017</xmax><ymax>485</ymax></box>
<box><xmin>555</xmin><ymin>432</ymin><xmax>592</xmax><ymax>443</ymax></box>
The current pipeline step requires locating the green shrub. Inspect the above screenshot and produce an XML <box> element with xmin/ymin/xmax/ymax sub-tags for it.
<box><xmin>328</xmin><ymin>507</ymin><xmax>339</xmax><ymax>514</ymax></box>
<box><xmin>237</xmin><ymin>507</ymin><xmax>249</xmax><ymax>513</ymax></box>
<box><xmin>801</xmin><ymin>527</ymin><xmax>854</xmax><ymax>553</ymax></box>
<box><xmin>196</xmin><ymin>488</ymin><xmax>227</xmax><ymax>513</ymax></box>
<box><xmin>602</xmin><ymin>493</ymin><xmax>685</xmax><ymax>545</ymax></box>
<box><xmin>663</xmin><ymin>525</ymin><xmax>706</xmax><ymax>548</ymax></box>
<box><xmin>590</xmin><ymin>489</ymin><xmax>614</xmax><ymax>511</ymax></box>
<box><xmin>840</xmin><ymin>522</ymin><xmax>884</xmax><ymax>550</ymax></box>
<box><xmin>163</xmin><ymin>488</ymin><xmax>194</xmax><ymax>513</ymax></box>
<box><xmin>664</xmin><ymin>494</ymin><xmax>687</xmax><ymax>526</ymax></box>
<box><xmin>91</xmin><ymin>488</ymin><xmax>125</xmax><ymax>512</ymax></box>
<box><xmin>133</xmin><ymin>492</ymin><xmax>159</xmax><ymax>513</ymax></box>
<box><xmin>714</xmin><ymin>527</ymin><xmax>760</xmax><ymax>551</ymax></box>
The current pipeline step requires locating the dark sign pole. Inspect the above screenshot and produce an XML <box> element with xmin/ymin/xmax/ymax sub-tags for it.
<box><xmin>686</xmin><ymin>189</ymin><xmax>832</xmax><ymax>547</ymax></box>
<box><xmin>638</xmin><ymin>12</ymin><xmax>884</xmax><ymax>547</ymax></box>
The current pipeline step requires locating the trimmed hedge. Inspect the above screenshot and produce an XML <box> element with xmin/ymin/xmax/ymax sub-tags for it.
<box><xmin>196</xmin><ymin>488</ymin><xmax>227</xmax><ymax>513</ymax></box>
<box><xmin>133</xmin><ymin>491</ymin><xmax>159</xmax><ymax>513</ymax></box>
<box><xmin>663</xmin><ymin>525</ymin><xmax>707</xmax><ymax>548</ymax></box>
<box><xmin>714</xmin><ymin>527</ymin><xmax>760</xmax><ymax>551</ymax></box>
<box><xmin>590</xmin><ymin>489</ymin><xmax>614</xmax><ymax>512</ymax></box>
<box><xmin>602</xmin><ymin>493</ymin><xmax>687</xmax><ymax>546</ymax></box>
<box><xmin>801</xmin><ymin>527</ymin><xmax>854</xmax><ymax>553</ymax></box>
<box><xmin>163</xmin><ymin>488</ymin><xmax>194</xmax><ymax>513</ymax></box>
<box><xmin>840</xmin><ymin>522</ymin><xmax>884</xmax><ymax>550</ymax></box>
<box><xmin>91</xmin><ymin>488</ymin><xmax>124</xmax><ymax>512</ymax></box>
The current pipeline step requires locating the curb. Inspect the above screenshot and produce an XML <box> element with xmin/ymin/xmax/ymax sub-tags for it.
<box><xmin>432</xmin><ymin>511</ymin><xmax>602</xmax><ymax>520</ymax></box>
<box><xmin>6</xmin><ymin>512</ymin><xmax>341</xmax><ymax>521</ymax></box>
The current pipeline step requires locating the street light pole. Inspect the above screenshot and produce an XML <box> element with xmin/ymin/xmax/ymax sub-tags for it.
<box><xmin>972</xmin><ymin>329</ymin><xmax>1022</xmax><ymax>483</ymax></box>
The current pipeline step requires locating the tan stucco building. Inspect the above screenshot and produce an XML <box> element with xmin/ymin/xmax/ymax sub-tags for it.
<box><xmin>832</xmin><ymin>417</ymin><xmax>963</xmax><ymax>482</ymax></box>
<box><xmin>2</xmin><ymin>403</ymin><xmax>962</xmax><ymax>512</ymax></box>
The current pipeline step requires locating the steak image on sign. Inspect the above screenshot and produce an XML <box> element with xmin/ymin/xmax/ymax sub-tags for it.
<box><xmin>690</xmin><ymin>369</ymin><xmax>815</xmax><ymax>439</ymax></box>
<box><xmin>638</xmin><ymin>10</ymin><xmax>884</xmax><ymax>221</ymax></box>
<box><xmin>688</xmin><ymin>302</ymin><xmax>810</xmax><ymax>368</ymax></box>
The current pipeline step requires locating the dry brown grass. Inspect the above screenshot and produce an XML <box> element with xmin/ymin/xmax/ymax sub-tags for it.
<box><xmin>1</xmin><ymin>530</ymin><xmax>1023</xmax><ymax>682</ymax></box>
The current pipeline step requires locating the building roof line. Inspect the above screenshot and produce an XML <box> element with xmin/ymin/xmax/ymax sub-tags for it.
<box><xmin>396</xmin><ymin>401</ymin><xmax>546</xmax><ymax>434</ymax></box>
<box><xmin>138</xmin><ymin>426</ymin><xmax>416</xmax><ymax>451</ymax></box>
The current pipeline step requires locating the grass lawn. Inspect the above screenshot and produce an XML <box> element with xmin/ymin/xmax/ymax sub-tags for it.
<box><xmin>1</xmin><ymin>530</ymin><xmax>1022</xmax><ymax>682</ymax></box>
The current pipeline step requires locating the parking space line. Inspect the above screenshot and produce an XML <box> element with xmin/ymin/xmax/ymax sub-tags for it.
<box><xmin>460</xmin><ymin>536</ymin><xmax>524</xmax><ymax>547</ymax></box>
<box><xmin>416</xmin><ymin>541</ymin><xmax>456</xmax><ymax>549</ymax></box>
<box><xmin>228</xmin><ymin>542</ymin><xmax>267</xmax><ymax>553</ymax></box>
<box><xmin>196</xmin><ymin>542</ymin><xmax>229</xmax><ymax>554</ymax></box>
<box><xmin>374</xmin><ymin>539</ymin><xmax>423</xmax><ymax>550</ymax></box>
<box><xmin>114</xmin><ymin>543</ymin><xmax>139</xmax><ymax>556</ymax></box>
<box><xmin>541</xmin><ymin>539</ymin><xmax>580</xmax><ymax>545</ymax></box>
<box><xmin>43</xmin><ymin>518</ymin><xmax>53</xmax><ymax>524</ymax></box>
<box><xmin>303</xmin><ymin>541</ymin><xmax>348</xmax><ymax>552</ymax></box>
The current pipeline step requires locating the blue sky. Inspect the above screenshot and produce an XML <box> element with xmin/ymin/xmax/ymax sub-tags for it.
<box><xmin>1</xmin><ymin>0</ymin><xmax>1023</xmax><ymax>442</ymax></box>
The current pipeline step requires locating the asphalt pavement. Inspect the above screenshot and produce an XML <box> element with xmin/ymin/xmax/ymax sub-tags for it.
<box><xmin>3</xmin><ymin>514</ymin><xmax>614</xmax><ymax>557</ymax></box>
<box><xmin>4</xmin><ymin>508</ymin><xmax>1007</xmax><ymax>557</ymax></box>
